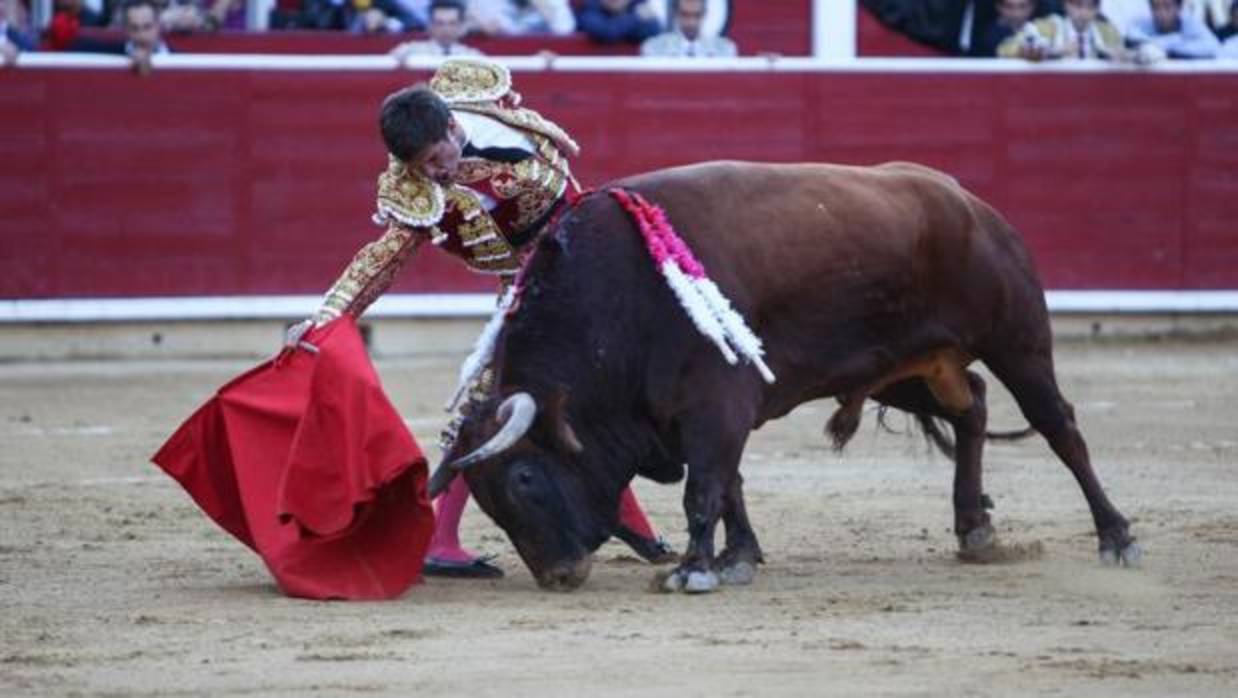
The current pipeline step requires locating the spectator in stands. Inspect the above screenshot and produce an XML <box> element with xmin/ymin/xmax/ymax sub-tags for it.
<box><xmin>387</xmin><ymin>0</ymin><xmax>431</xmax><ymax>29</ymax></box>
<box><xmin>1214</xmin><ymin>0</ymin><xmax>1237</xmax><ymax>40</ymax></box>
<box><xmin>122</xmin><ymin>0</ymin><xmax>169</xmax><ymax>74</ymax></box>
<box><xmin>275</xmin><ymin>0</ymin><xmax>347</xmax><ymax>30</ymax></box>
<box><xmin>641</xmin><ymin>0</ymin><xmax>736</xmax><ymax>57</ymax></box>
<box><xmin>1126</xmin><ymin>0</ymin><xmax>1221</xmax><ymax>58</ymax></box>
<box><xmin>468</xmin><ymin>0</ymin><xmax>575</xmax><ymax>36</ymax></box>
<box><xmin>863</xmin><ymin>0</ymin><xmax>1061</xmax><ymax>55</ymax></box>
<box><xmin>1</xmin><ymin>0</ymin><xmax>35</xmax><ymax>66</ymax></box>
<box><xmin>279</xmin><ymin>0</ymin><xmax>417</xmax><ymax>32</ymax></box>
<box><xmin>972</xmin><ymin>0</ymin><xmax>1039</xmax><ymax>56</ymax></box>
<box><xmin>1191</xmin><ymin>0</ymin><xmax>1230</xmax><ymax>30</ymax></box>
<box><xmin>46</xmin><ymin>0</ymin><xmax>86</xmax><ymax>49</ymax></box>
<box><xmin>998</xmin><ymin>0</ymin><xmax>1125</xmax><ymax>59</ymax></box>
<box><xmin>161</xmin><ymin>0</ymin><xmax>246</xmax><ymax>33</ymax></box>
<box><xmin>391</xmin><ymin>0</ymin><xmax>481</xmax><ymax>59</ymax></box>
<box><xmin>1100</xmin><ymin>0</ymin><xmax>1152</xmax><ymax>35</ymax></box>
<box><xmin>577</xmin><ymin>0</ymin><xmax>662</xmax><ymax>45</ymax></box>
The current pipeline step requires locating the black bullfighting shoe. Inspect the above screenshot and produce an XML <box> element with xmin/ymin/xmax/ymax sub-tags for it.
<box><xmin>422</xmin><ymin>554</ymin><xmax>504</xmax><ymax>579</ymax></box>
<box><xmin>614</xmin><ymin>526</ymin><xmax>679</xmax><ymax>564</ymax></box>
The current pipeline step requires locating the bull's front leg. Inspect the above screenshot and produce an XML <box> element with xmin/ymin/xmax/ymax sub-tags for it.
<box><xmin>717</xmin><ymin>473</ymin><xmax>764</xmax><ymax>585</ymax></box>
<box><xmin>658</xmin><ymin>468</ymin><xmax>727</xmax><ymax>593</ymax></box>
<box><xmin>658</xmin><ymin>414</ymin><xmax>749</xmax><ymax>594</ymax></box>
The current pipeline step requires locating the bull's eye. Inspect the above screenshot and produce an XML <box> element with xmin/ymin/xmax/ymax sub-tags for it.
<box><xmin>516</xmin><ymin>469</ymin><xmax>535</xmax><ymax>488</ymax></box>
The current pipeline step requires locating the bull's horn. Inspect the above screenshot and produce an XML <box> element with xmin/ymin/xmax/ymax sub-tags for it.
<box><xmin>448</xmin><ymin>392</ymin><xmax>538</xmax><ymax>470</ymax></box>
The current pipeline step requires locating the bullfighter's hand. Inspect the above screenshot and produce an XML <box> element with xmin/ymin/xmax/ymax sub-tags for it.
<box><xmin>283</xmin><ymin>318</ymin><xmax>315</xmax><ymax>350</ymax></box>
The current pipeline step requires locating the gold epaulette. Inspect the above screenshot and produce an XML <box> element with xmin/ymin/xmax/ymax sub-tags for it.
<box><xmin>430</xmin><ymin>58</ymin><xmax>513</xmax><ymax>105</ymax></box>
<box><xmin>374</xmin><ymin>155</ymin><xmax>446</xmax><ymax>228</ymax></box>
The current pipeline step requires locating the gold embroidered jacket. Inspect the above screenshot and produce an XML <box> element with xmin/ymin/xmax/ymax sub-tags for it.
<box><xmin>315</xmin><ymin>58</ymin><xmax>580</xmax><ymax>324</ymax></box>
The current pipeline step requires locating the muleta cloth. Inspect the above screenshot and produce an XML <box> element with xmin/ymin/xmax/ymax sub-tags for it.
<box><xmin>151</xmin><ymin>317</ymin><xmax>434</xmax><ymax>600</ymax></box>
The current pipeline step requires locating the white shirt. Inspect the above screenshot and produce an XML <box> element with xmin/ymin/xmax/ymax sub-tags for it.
<box><xmin>1220</xmin><ymin>35</ymin><xmax>1238</xmax><ymax>59</ymax></box>
<box><xmin>453</xmin><ymin>110</ymin><xmax>536</xmax><ymax>211</ymax></box>
<box><xmin>640</xmin><ymin>31</ymin><xmax>738</xmax><ymax>58</ymax></box>
<box><xmin>124</xmin><ymin>40</ymin><xmax>171</xmax><ymax>57</ymax></box>
<box><xmin>391</xmin><ymin>39</ymin><xmax>483</xmax><ymax>57</ymax></box>
<box><xmin>467</xmin><ymin>0</ymin><xmax>575</xmax><ymax>36</ymax></box>
<box><xmin>1101</xmin><ymin>0</ymin><xmax>1151</xmax><ymax>36</ymax></box>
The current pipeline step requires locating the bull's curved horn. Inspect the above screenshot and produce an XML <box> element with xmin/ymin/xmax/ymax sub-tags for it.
<box><xmin>448</xmin><ymin>392</ymin><xmax>538</xmax><ymax>470</ymax></box>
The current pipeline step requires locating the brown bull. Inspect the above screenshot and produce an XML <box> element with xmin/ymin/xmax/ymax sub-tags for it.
<box><xmin>429</xmin><ymin>160</ymin><xmax>1141</xmax><ymax>592</ymax></box>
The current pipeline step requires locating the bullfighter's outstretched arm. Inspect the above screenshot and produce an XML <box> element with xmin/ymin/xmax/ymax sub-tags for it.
<box><xmin>312</xmin><ymin>224</ymin><xmax>427</xmax><ymax>325</ymax></box>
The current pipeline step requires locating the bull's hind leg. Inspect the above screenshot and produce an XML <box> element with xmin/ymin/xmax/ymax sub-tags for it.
<box><xmin>987</xmin><ymin>352</ymin><xmax>1141</xmax><ymax>566</ymax></box>
<box><xmin>873</xmin><ymin>370</ymin><xmax>998</xmax><ymax>558</ymax></box>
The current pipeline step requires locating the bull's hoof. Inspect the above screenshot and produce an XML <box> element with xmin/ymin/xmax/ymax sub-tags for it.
<box><xmin>684</xmin><ymin>570</ymin><xmax>720</xmax><ymax>593</ymax></box>
<box><xmin>653</xmin><ymin>568</ymin><xmax>720</xmax><ymax>594</ymax></box>
<box><xmin>956</xmin><ymin>524</ymin><xmax>998</xmax><ymax>555</ymax></box>
<box><xmin>955</xmin><ymin>525</ymin><xmax>1047</xmax><ymax>564</ymax></box>
<box><xmin>718</xmin><ymin>560</ymin><xmax>757</xmax><ymax>586</ymax></box>
<box><xmin>1099</xmin><ymin>541</ymin><xmax>1143</xmax><ymax>568</ymax></box>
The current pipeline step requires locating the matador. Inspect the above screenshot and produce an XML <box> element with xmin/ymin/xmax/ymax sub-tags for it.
<box><xmin>299</xmin><ymin>58</ymin><xmax>675</xmax><ymax>578</ymax></box>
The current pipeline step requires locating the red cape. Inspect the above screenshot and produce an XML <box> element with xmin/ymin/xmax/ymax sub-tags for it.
<box><xmin>152</xmin><ymin>317</ymin><xmax>434</xmax><ymax>600</ymax></box>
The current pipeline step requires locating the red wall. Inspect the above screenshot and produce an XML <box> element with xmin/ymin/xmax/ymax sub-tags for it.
<box><xmin>2</xmin><ymin>67</ymin><xmax>1236</xmax><ymax>299</ymax></box>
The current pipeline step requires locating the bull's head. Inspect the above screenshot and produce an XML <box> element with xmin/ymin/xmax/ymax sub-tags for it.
<box><xmin>428</xmin><ymin>392</ymin><xmax>617</xmax><ymax>591</ymax></box>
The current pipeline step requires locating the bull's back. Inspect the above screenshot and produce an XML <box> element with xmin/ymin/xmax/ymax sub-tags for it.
<box><xmin>615</xmin><ymin>161</ymin><xmax>1045</xmax><ymax>390</ymax></box>
<box><xmin>619</xmin><ymin>160</ymin><xmax>1010</xmax><ymax>316</ymax></box>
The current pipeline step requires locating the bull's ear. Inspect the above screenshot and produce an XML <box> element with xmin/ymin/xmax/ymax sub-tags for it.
<box><xmin>427</xmin><ymin>461</ymin><xmax>459</xmax><ymax>499</ymax></box>
<box><xmin>544</xmin><ymin>387</ymin><xmax>584</xmax><ymax>456</ymax></box>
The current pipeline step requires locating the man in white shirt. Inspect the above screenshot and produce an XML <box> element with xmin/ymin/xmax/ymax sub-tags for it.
<box><xmin>1126</xmin><ymin>0</ymin><xmax>1221</xmax><ymax>58</ymax></box>
<box><xmin>468</xmin><ymin>0</ymin><xmax>576</xmax><ymax>36</ymax></box>
<box><xmin>1</xmin><ymin>0</ymin><xmax>36</xmax><ymax>67</ymax></box>
<box><xmin>641</xmin><ymin>0</ymin><xmax>737</xmax><ymax>57</ymax></box>
<box><xmin>390</xmin><ymin>0</ymin><xmax>482</xmax><ymax>61</ymax></box>
<box><xmin>1101</xmin><ymin>0</ymin><xmax>1152</xmax><ymax>34</ymax></box>
<box><xmin>122</xmin><ymin>0</ymin><xmax>171</xmax><ymax>76</ymax></box>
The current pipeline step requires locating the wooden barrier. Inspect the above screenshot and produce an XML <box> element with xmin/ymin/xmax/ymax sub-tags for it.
<box><xmin>3</xmin><ymin>61</ymin><xmax>1236</xmax><ymax>305</ymax></box>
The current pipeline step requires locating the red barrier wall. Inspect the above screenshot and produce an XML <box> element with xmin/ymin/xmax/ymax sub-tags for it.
<box><xmin>2</xmin><ymin>67</ymin><xmax>1236</xmax><ymax>299</ymax></box>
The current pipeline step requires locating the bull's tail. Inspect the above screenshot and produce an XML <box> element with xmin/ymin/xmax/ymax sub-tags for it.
<box><xmin>916</xmin><ymin>413</ymin><xmax>956</xmax><ymax>459</ymax></box>
<box><xmin>985</xmin><ymin>425</ymin><xmax>1037</xmax><ymax>441</ymax></box>
<box><xmin>870</xmin><ymin>406</ymin><xmax>956</xmax><ymax>459</ymax></box>
<box><xmin>875</xmin><ymin>408</ymin><xmax>1037</xmax><ymax>460</ymax></box>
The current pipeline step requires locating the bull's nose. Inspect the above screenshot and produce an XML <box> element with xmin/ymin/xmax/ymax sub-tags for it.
<box><xmin>537</xmin><ymin>555</ymin><xmax>593</xmax><ymax>592</ymax></box>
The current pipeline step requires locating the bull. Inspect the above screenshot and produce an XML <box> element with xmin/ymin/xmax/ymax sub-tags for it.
<box><xmin>427</xmin><ymin>161</ymin><xmax>1142</xmax><ymax>592</ymax></box>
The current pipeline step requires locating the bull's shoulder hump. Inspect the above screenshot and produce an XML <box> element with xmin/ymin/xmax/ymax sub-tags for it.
<box><xmin>871</xmin><ymin>161</ymin><xmax>962</xmax><ymax>188</ymax></box>
<box><xmin>610</xmin><ymin>161</ymin><xmax>843</xmax><ymax>193</ymax></box>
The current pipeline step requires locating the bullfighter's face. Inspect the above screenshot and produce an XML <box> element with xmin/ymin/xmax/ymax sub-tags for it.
<box><xmin>462</xmin><ymin>446</ymin><xmax>613</xmax><ymax>591</ymax></box>
<box><xmin>414</xmin><ymin>119</ymin><xmax>465</xmax><ymax>186</ymax></box>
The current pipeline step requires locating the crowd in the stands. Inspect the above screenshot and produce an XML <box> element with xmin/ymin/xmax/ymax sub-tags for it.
<box><xmin>6</xmin><ymin>0</ymin><xmax>1238</xmax><ymax>69</ymax></box>
<box><xmin>865</xmin><ymin>0</ymin><xmax>1238</xmax><ymax>60</ymax></box>
<box><xmin>0</xmin><ymin>0</ymin><xmax>739</xmax><ymax>68</ymax></box>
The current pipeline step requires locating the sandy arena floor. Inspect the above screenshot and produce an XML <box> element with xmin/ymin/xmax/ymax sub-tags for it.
<box><xmin>1</xmin><ymin>335</ymin><xmax>1236</xmax><ymax>697</ymax></box>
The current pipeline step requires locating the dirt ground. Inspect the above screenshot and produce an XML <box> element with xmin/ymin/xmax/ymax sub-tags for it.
<box><xmin>2</xmin><ymin>333</ymin><xmax>1236</xmax><ymax>697</ymax></box>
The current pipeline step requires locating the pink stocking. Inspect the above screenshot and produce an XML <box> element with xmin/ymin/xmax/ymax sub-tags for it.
<box><xmin>426</xmin><ymin>475</ymin><xmax>477</xmax><ymax>562</ymax></box>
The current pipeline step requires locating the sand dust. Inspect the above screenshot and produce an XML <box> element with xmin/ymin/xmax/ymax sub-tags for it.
<box><xmin>2</xmin><ymin>337</ymin><xmax>1237</xmax><ymax>696</ymax></box>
